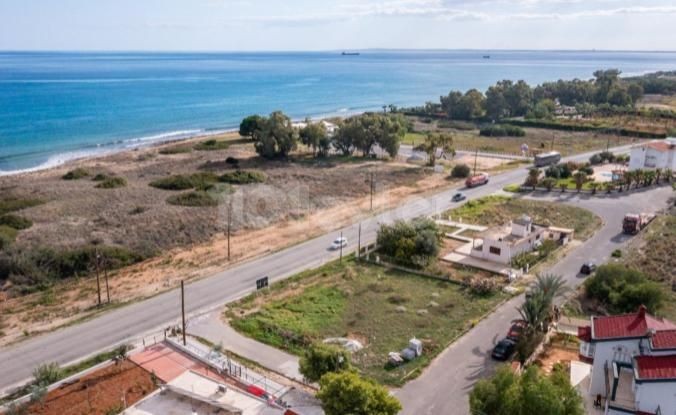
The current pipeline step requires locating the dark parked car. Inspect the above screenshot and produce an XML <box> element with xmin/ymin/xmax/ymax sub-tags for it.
<box><xmin>491</xmin><ymin>338</ymin><xmax>516</xmax><ymax>361</ymax></box>
<box><xmin>452</xmin><ymin>192</ymin><xmax>466</xmax><ymax>202</ymax></box>
<box><xmin>580</xmin><ymin>262</ymin><xmax>597</xmax><ymax>275</ymax></box>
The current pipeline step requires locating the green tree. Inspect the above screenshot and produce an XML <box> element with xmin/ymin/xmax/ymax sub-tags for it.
<box><xmin>486</xmin><ymin>83</ymin><xmax>509</xmax><ymax>120</ymax></box>
<box><xmin>239</xmin><ymin>114</ymin><xmax>263</xmax><ymax>139</ymax></box>
<box><xmin>299</xmin><ymin>120</ymin><xmax>330</xmax><ymax>157</ymax></box>
<box><xmin>451</xmin><ymin>163</ymin><xmax>471</xmax><ymax>178</ymax></box>
<box><xmin>414</xmin><ymin>132</ymin><xmax>454</xmax><ymax>166</ymax></box>
<box><xmin>541</xmin><ymin>177</ymin><xmax>556</xmax><ymax>191</ymax></box>
<box><xmin>376</xmin><ymin>218</ymin><xmax>441</xmax><ymax>267</ymax></box>
<box><xmin>627</xmin><ymin>83</ymin><xmax>644</xmax><ymax>104</ymax></box>
<box><xmin>525</xmin><ymin>167</ymin><xmax>541</xmax><ymax>189</ymax></box>
<box><xmin>584</xmin><ymin>264</ymin><xmax>664</xmax><ymax>313</ymax></box>
<box><xmin>505</xmin><ymin>80</ymin><xmax>533</xmax><ymax>117</ymax></box>
<box><xmin>470</xmin><ymin>366</ymin><xmax>584</xmax><ymax>415</ymax></box>
<box><xmin>299</xmin><ymin>343</ymin><xmax>351</xmax><ymax>382</ymax></box>
<box><xmin>317</xmin><ymin>371</ymin><xmax>401</xmax><ymax>415</ymax></box>
<box><xmin>252</xmin><ymin>111</ymin><xmax>298</xmax><ymax>159</ymax></box>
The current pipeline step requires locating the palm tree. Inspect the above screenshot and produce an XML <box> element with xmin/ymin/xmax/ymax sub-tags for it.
<box><xmin>664</xmin><ymin>168</ymin><xmax>673</xmax><ymax>183</ymax></box>
<box><xmin>573</xmin><ymin>171</ymin><xmax>587</xmax><ymax>192</ymax></box>
<box><xmin>542</xmin><ymin>178</ymin><xmax>555</xmax><ymax>192</ymax></box>
<box><xmin>635</xmin><ymin>169</ymin><xmax>645</xmax><ymax>187</ymax></box>
<box><xmin>655</xmin><ymin>168</ymin><xmax>662</xmax><ymax>184</ymax></box>
<box><xmin>533</xmin><ymin>273</ymin><xmax>571</xmax><ymax>306</ymax></box>
<box><xmin>520</xmin><ymin>274</ymin><xmax>570</xmax><ymax>333</ymax></box>
<box><xmin>644</xmin><ymin>170</ymin><xmax>656</xmax><ymax>186</ymax></box>
<box><xmin>590</xmin><ymin>181</ymin><xmax>599</xmax><ymax>195</ymax></box>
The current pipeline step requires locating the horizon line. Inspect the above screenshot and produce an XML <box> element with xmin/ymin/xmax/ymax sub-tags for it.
<box><xmin>2</xmin><ymin>47</ymin><xmax>676</xmax><ymax>54</ymax></box>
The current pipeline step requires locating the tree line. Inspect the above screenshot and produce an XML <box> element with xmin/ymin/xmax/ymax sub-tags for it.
<box><xmin>409</xmin><ymin>69</ymin><xmax>676</xmax><ymax>122</ymax></box>
<box><xmin>239</xmin><ymin>111</ymin><xmax>410</xmax><ymax>159</ymax></box>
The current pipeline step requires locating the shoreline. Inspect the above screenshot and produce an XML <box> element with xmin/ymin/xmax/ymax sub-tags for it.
<box><xmin>0</xmin><ymin>111</ymin><xmax>364</xmax><ymax>178</ymax></box>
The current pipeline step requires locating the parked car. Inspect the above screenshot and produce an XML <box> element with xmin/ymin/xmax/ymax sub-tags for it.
<box><xmin>507</xmin><ymin>320</ymin><xmax>527</xmax><ymax>342</ymax></box>
<box><xmin>452</xmin><ymin>192</ymin><xmax>466</xmax><ymax>202</ymax></box>
<box><xmin>491</xmin><ymin>338</ymin><xmax>516</xmax><ymax>361</ymax></box>
<box><xmin>330</xmin><ymin>236</ymin><xmax>348</xmax><ymax>250</ymax></box>
<box><xmin>580</xmin><ymin>262</ymin><xmax>597</xmax><ymax>275</ymax></box>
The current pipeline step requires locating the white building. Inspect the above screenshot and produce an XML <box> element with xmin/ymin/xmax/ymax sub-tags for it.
<box><xmin>291</xmin><ymin>120</ymin><xmax>338</xmax><ymax>136</ymax></box>
<box><xmin>470</xmin><ymin>215</ymin><xmax>572</xmax><ymax>265</ymax></box>
<box><xmin>578</xmin><ymin>306</ymin><xmax>676</xmax><ymax>415</ymax></box>
<box><xmin>628</xmin><ymin>138</ymin><xmax>676</xmax><ymax>171</ymax></box>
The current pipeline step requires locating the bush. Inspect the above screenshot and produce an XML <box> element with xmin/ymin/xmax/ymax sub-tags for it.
<box><xmin>0</xmin><ymin>225</ymin><xmax>18</xmax><ymax>249</ymax></box>
<box><xmin>95</xmin><ymin>177</ymin><xmax>127</xmax><ymax>189</ymax></box>
<box><xmin>218</xmin><ymin>170</ymin><xmax>266</xmax><ymax>184</ymax></box>
<box><xmin>317</xmin><ymin>371</ymin><xmax>401</xmax><ymax>415</ymax></box>
<box><xmin>479</xmin><ymin>125</ymin><xmax>525</xmax><ymax>137</ymax></box>
<box><xmin>466</xmin><ymin>277</ymin><xmax>499</xmax><ymax>296</ymax></box>
<box><xmin>589</xmin><ymin>154</ymin><xmax>603</xmax><ymax>165</ymax></box>
<box><xmin>225</xmin><ymin>156</ymin><xmax>239</xmax><ymax>166</ymax></box>
<box><xmin>299</xmin><ymin>343</ymin><xmax>351</xmax><ymax>382</ymax></box>
<box><xmin>194</xmin><ymin>139</ymin><xmax>230</xmax><ymax>151</ymax></box>
<box><xmin>377</xmin><ymin>218</ymin><xmax>441</xmax><ymax>268</ymax></box>
<box><xmin>62</xmin><ymin>168</ymin><xmax>90</xmax><ymax>180</ymax></box>
<box><xmin>579</xmin><ymin>165</ymin><xmax>594</xmax><ymax>175</ymax></box>
<box><xmin>0</xmin><ymin>214</ymin><xmax>32</xmax><ymax>230</ymax></box>
<box><xmin>611</xmin><ymin>249</ymin><xmax>622</xmax><ymax>258</ymax></box>
<box><xmin>91</xmin><ymin>173</ymin><xmax>110</xmax><ymax>181</ymax></box>
<box><xmin>0</xmin><ymin>198</ymin><xmax>43</xmax><ymax>216</ymax></box>
<box><xmin>451</xmin><ymin>164</ymin><xmax>471</xmax><ymax>178</ymax></box>
<box><xmin>167</xmin><ymin>191</ymin><xmax>218</xmax><ymax>207</ymax></box>
<box><xmin>149</xmin><ymin>172</ymin><xmax>219</xmax><ymax>191</ymax></box>
<box><xmin>33</xmin><ymin>362</ymin><xmax>62</xmax><ymax>387</ymax></box>
<box><xmin>584</xmin><ymin>264</ymin><xmax>664</xmax><ymax>313</ymax></box>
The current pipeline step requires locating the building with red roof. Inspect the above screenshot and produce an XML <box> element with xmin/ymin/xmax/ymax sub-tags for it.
<box><xmin>577</xmin><ymin>306</ymin><xmax>676</xmax><ymax>415</ymax></box>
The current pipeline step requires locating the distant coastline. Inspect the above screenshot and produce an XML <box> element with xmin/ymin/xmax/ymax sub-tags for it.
<box><xmin>2</xmin><ymin>50</ymin><xmax>675</xmax><ymax>174</ymax></box>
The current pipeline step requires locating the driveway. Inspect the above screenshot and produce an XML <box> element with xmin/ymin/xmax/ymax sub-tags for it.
<box><xmin>395</xmin><ymin>185</ymin><xmax>674</xmax><ymax>415</ymax></box>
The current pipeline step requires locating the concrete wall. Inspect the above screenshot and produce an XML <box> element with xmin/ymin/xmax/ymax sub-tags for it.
<box><xmin>629</xmin><ymin>146</ymin><xmax>676</xmax><ymax>171</ymax></box>
<box><xmin>589</xmin><ymin>339</ymin><xmax>641</xmax><ymax>396</ymax></box>
<box><xmin>636</xmin><ymin>382</ymin><xmax>676</xmax><ymax>415</ymax></box>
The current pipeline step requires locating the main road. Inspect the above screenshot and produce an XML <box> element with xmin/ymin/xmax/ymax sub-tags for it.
<box><xmin>0</xmin><ymin>144</ymin><xmax>638</xmax><ymax>395</ymax></box>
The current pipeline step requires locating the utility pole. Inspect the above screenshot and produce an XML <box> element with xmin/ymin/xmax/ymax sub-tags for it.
<box><xmin>94</xmin><ymin>249</ymin><xmax>102</xmax><ymax>306</ymax></box>
<box><xmin>339</xmin><ymin>231</ymin><xmax>343</xmax><ymax>263</ymax></box>
<box><xmin>357</xmin><ymin>222</ymin><xmax>362</xmax><ymax>260</ymax></box>
<box><xmin>550</xmin><ymin>134</ymin><xmax>555</xmax><ymax>151</ymax></box>
<box><xmin>103</xmin><ymin>256</ymin><xmax>110</xmax><ymax>304</ymax></box>
<box><xmin>181</xmin><ymin>280</ymin><xmax>186</xmax><ymax>346</ymax></box>
<box><xmin>226</xmin><ymin>202</ymin><xmax>232</xmax><ymax>261</ymax></box>
<box><xmin>369</xmin><ymin>171</ymin><xmax>376</xmax><ymax>211</ymax></box>
<box><xmin>473</xmin><ymin>148</ymin><xmax>479</xmax><ymax>176</ymax></box>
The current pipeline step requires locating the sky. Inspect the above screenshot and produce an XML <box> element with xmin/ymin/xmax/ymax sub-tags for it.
<box><xmin>1</xmin><ymin>0</ymin><xmax>675</xmax><ymax>51</ymax></box>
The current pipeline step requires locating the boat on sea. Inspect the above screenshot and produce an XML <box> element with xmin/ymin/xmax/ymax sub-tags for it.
<box><xmin>342</xmin><ymin>52</ymin><xmax>360</xmax><ymax>56</ymax></box>
<box><xmin>483</xmin><ymin>55</ymin><xmax>491</xmax><ymax>59</ymax></box>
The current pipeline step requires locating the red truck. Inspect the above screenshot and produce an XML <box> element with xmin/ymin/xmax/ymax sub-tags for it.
<box><xmin>465</xmin><ymin>172</ymin><xmax>489</xmax><ymax>188</ymax></box>
<box><xmin>622</xmin><ymin>213</ymin><xmax>655</xmax><ymax>235</ymax></box>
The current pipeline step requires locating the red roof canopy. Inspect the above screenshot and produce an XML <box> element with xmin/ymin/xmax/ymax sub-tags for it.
<box><xmin>651</xmin><ymin>330</ymin><xmax>676</xmax><ymax>350</ymax></box>
<box><xmin>635</xmin><ymin>355</ymin><xmax>676</xmax><ymax>381</ymax></box>
<box><xmin>644</xmin><ymin>141</ymin><xmax>674</xmax><ymax>152</ymax></box>
<box><xmin>591</xmin><ymin>306</ymin><xmax>676</xmax><ymax>341</ymax></box>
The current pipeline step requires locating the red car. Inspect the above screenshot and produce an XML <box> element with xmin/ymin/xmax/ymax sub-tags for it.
<box><xmin>507</xmin><ymin>320</ymin><xmax>527</xmax><ymax>342</ymax></box>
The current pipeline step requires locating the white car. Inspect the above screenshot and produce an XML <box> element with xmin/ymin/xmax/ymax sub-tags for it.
<box><xmin>330</xmin><ymin>236</ymin><xmax>348</xmax><ymax>250</ymax></box>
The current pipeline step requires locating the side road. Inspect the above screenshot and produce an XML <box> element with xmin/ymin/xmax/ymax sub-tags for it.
<box><xmin>0</xmin><ymin>144</ymin><xmax>637</xmax><ymax>394</ymax></box>
<box><xmin>395</xmin><ymin>185</ymin><xmax>674</xmax><ymax>415</ymax></box>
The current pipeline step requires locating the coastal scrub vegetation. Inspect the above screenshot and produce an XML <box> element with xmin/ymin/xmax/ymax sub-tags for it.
<box><xmin>166</xmin><ymin>190</ymin><xmax>219</xmax><ymax>207</ymax></box>
<box><xmin>299</xmin><ymin>343</ymin><xmax>352</xmax><ymax>382</ymax></box>
<box><xmin>194</xmin><ymin>139</ymin><xmax>230</xmax><ymax>151</ymax></box>
<box><xmin>62</xmin><ymin>168</ymin><xmax>90</xmax><ymax>180</ymax></box>
<box><xmin>218</xmin><ymin>170</ymin><xmax>266</xmax><ymax>184</ymax></box>
<box><xmin>149</xmin><ymin>172</ymin><xmax>220</xmax><ymax>191</ymax></box>
<box><xmin>0</xmin><ymin>244</ymin><xmax>145</xmax><ymax>294</ymax></box>
<box><xmin>0</xmin><ymin>197</ymin><xmax>44</xmax><ymax>216</ymax></box>
<box><xmin>158</xmin><ymin>145</ymin><xmax>193</xmax><ymax>155</ymax></box>
<box><xmin>95</xmin><ymin>176</ymin><xmax>127</xmax><ymax>189</ymax></box>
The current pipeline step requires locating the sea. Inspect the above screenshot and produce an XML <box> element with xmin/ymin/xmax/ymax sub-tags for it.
<box><xmin>1</xmin><ymin>50</ymin><xmax>676</xmax><ymax>174</ymax></box>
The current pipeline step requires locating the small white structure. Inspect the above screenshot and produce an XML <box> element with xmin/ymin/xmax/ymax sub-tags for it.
<box><xmin>578</xmin><ymin>306</ymin><xmax>676</xmax><ymax>415</ymax></box>
<box><xmin>292</xmin><ymin>120</ymin><xmax>338</xmax><ymax>136</ymax></box>
<box><xmin>628</xmin><ymin>138</ymin><xmax>676</xmax><ymax>171</ymax></box>
<box><xmin>470</xmin><ymin>215</ymin><xmax>545</xmax><ymax>265</ymax></box>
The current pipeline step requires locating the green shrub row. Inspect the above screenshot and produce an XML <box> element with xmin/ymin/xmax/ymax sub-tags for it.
<box><xmin>194</xmin><ymin>139</ymin><xmax>230</xmax><ymax>151</ymax></box>
<box><xmin>95</xmin><ymin>176</ymin><xmax>127</xmax><ymax>189</ymax></box>
<box><xmin>151</xmin><ymin>170</ymin><xmax>265</xmax><ymax>191</ymax></box>
<box><xmin>62</xmin><ymin>168</ymin><xmax>90</xmax><ymax>180</ymax></box>
<box><xmin>505</xmin><ymin>119</ymin><xmax>667</xmax><ymax>139</ymax></box>
<box><xmin>218</xmin><ymin>170</ymin><xmax>266</xmax><ymax>184</ymax></box>
<box><xmin>479</xmin><ymin>125</ymin><xmax>526</xmax><ymax>137</ymax></box>
<box><xmin>166</xmin><ymin>191</ymin><xmax>219</xmax><ymax>207</ymax></box>
<box><xmin>0</xmin><ymin>197</ymin><xmax>44</xmax><ymax>216</ymax></box>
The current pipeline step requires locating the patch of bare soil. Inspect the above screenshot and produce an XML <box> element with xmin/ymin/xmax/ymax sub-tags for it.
<box><xmin>0</xmin><ymin>134</ymin><xmax>514</xmax><ymax>346</ymax></box>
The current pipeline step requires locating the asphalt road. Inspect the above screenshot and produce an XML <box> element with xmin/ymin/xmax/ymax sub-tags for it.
<box><xmin>395</xmin><ymin>185</ymin><xmax>674</xmax><ymax>415</ymax></box>
<box><xmin>0</xmin><ymin>144</ymin><xmax>638</xmax><ymax>394</ymax></box>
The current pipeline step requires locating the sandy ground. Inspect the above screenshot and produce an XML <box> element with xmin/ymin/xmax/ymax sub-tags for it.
<box><xmin>0</xmin><ymin>133</ymin><xmax>513</xmax><ymax>346</ymax></box>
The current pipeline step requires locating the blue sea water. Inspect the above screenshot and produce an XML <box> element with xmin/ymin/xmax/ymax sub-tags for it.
<box><xmin>1</xmin><ymin>50</ymin><xmax>676</xmax><ymax>173</ymax></box>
